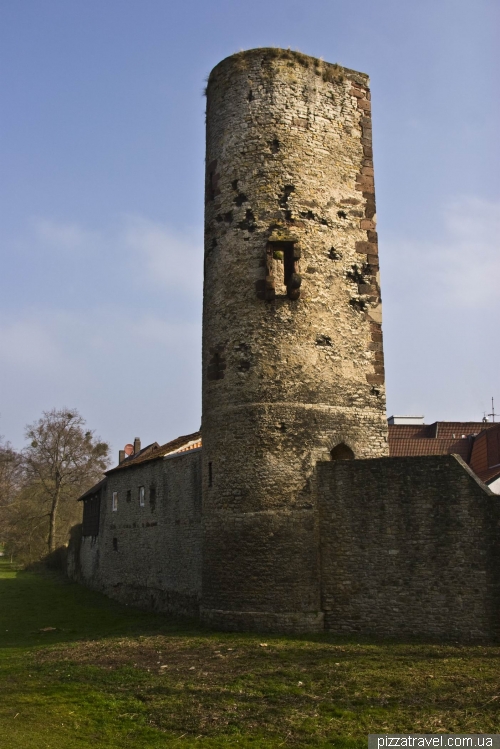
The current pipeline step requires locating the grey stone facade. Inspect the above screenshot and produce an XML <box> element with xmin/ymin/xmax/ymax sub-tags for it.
<box><xmin>69</xmin><ymin>449</ymin><xmax>202</xmax><ymax>616</ymax></box>
<box><xmin>68</xmin><ymin>49</ymin><xmax>500</xmax><ymax>641</ymax></box>
<box><xmin>70</xmin><ymin>448</ymin><xmax>500</xmax><ymax>640</ymax></box>
<box><xmin>317</xmin><ymin>455</ymin><xmax>500</xmax><ymax>640</ymax></box>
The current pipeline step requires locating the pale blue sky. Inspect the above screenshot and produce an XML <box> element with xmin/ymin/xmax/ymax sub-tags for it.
<box><xmin>1</xmin><ymin>0</ymin><xmax>499</xmax><ymax>453</ymax></box>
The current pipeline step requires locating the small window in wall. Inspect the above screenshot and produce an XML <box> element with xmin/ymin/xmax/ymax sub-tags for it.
<box><xmin>330</xmin><ymin>443</ymin><xmax>355</xmax><ymax>461</ymax></box>
<box><xmin>126</xmin><ymin>489</ymin><xmax>131</xmax><ymax>503</ymax></box>
<box><xmin>149</xmin><ymin>483</ymin><xmax>157</xmax><ymax>511</ymax></box>
<box><xmin>139</xmin><ymin>486</ymin><xmax>145</xmax><ymax>507</ymax></box>
<box><xmin>112</xmin><ymin>491</ymin><xmax>118</xmax><ymax>511</ymax></box>
<box><xmin>112</xmin><ymin>537</ymin><xmax>118</xmax><ymax>551</ymax></box>
<box><xmin>208</xmin><ymin>461</ymin><xmax>213</xmax><ymax>487</ymax></box>
<box><xmin>207</xmin><ymin>347</ymin><xmax>226</xmax><ymax>381</ymax></box>
<box><xmin>258</xmin><ymin>242</ymin><xmax>301</xmax><ymax>301</ymax></box>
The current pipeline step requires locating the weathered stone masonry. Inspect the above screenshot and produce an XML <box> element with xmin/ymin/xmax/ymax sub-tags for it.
<box><xmin>202</xmin><ymin>48</ymin><xmax>389</xmax><ymax>633</ymax></box>
<box><xmin>317</xmin><ymin>455</ymin><xmax>500</xmax><ymax>640</ymax></box>
<box><xmin>69</xmin><ymin>449</ymin><xmax>202</xmax><ymax>616</ymax></box>
<box><xmin>69</xmin><ymin>48</ymin><xmax>500</xmax><ymax>641</ymax></box>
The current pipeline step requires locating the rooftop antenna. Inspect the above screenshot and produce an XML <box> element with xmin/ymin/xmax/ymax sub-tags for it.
<box><xmin>488</xmin><ymin>397</ymin><xmax>496</xmax><ymax>423</ymax></box>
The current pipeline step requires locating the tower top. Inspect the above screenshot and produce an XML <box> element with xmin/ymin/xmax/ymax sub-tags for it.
<box><xmin>207</xmin><ymin>48</ymin><xmax>369</xmax><ymax>89</ymax></box>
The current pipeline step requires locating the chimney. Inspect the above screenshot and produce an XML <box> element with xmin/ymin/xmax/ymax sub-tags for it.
<box><xmin>118</xmin><ymin>449</ymin><xmax>125</xmax><ymax>464</ymax></box>
<box><xmin>134</xmin><ymin>437</ymin><xmax>141</xmax><ymax>454</ymax></box>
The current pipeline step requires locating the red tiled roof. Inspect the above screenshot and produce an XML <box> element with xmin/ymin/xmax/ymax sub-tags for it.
<box><xmin>388</xmin><ymin>422</ymin><xmax>494</xmax><ymax>462</ymax></box>
<box><xmin>389</xmin><ymin>436</ymin><xmax>472</xmax><ymax>460</ymax></box>
<box><xmin>469</xmin><ymin>423</ymin><xmax>500</xmax><ymax>485</ymax></box>
<box><xmin>106</xmin><ymin>431</ymin><xmax>201</xmax><ymax>474</ymax></box>
<box><xmin>430</xmin><ymin>422</ymin><xmax>488</xmax><ymax>439</ymax></box>
<box><xmin>476</xmin><ymin>466</ymin><xmax>500</xmax><ymax>485</ymax></box>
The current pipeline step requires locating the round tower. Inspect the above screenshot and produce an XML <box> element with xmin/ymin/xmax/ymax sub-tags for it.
<box><xmin>201</xmin><ymin>48</ymin><xmax>388</xmax><ymax>632</ymax></box>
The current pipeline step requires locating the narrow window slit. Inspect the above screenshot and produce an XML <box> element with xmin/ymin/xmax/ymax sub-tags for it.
<box><xmin>257</xmin><ymin>241</ymin><xmax>302</xmax><ymax>301</ymax></box>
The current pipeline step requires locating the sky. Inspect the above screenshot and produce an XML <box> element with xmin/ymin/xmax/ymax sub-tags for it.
<box><xmin>1</xmin><ymin>0</ymin><xmax>499</xmax><ymax>454</ymax></box>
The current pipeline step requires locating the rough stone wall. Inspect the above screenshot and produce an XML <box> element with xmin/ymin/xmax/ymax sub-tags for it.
<box><xmin>79</xmin><ymin>535</ymin><xmax>100</xmax><ymax>581</ymax></box>
<box><xmin>202</xmin><ymin>48</ymin><xmax>388</xmax><ymax>632</ymax></box>
<box><xmin>64</xmin><ymin>49</ymin><xmax>500</xmax><ymax>640</ymax></box>
<box><xmin>66</xmin><ymin>523</ymin><xmax>85</xmax><ymax>580</ymax></box>
<box><xmin>317</xmin><ymin>455</ymin><xmax>500</xmax><ymax>640</ymax></box>
<box><xmin>74</xmin><ymin>450</ymin><xmax>202</xmax><ymax>616</ymax></box>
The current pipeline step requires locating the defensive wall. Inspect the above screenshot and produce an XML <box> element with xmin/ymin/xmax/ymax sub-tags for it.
<box><xmin>317</xmin><ymin>455</ymin><xmax>500</xmax><ymax>640</ymax></box>
<box><xmin>69</xmin><ymin>452</ymin><xmax>500</xmax><ymax>640</ymax></box>
<box><xmin>67</xmin><ymin>48</ymin><xmax>500</xmax><ymax>640</ymax></box>
<box><xmin>68</xmin><ymin>448</ymin><xmax>202</xmax><ymax>617</ymax></box>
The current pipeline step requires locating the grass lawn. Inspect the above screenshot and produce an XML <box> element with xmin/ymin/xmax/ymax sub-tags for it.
<box><xmin>1</xmin><ymin>559</ymin><xmax>500</xmax><ymax>748</ymax></box>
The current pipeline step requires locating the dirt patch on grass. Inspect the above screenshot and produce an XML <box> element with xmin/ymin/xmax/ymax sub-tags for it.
<box><xmin>38</xmin><ymin>634</ymin><xmax>345</xmax><ymax>684</ymax></box>
<box><xmin>36</xmin><ymin>636</ymin><xmax>500</xmax><ymax>741</ymax></box>
<box><xmin>6</xmin><ymin>559</ymin><xmax>500</xmax><ymax>746</ymax></box>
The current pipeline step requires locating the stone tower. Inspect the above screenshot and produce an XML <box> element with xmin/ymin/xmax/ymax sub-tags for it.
<box><xmin>201</xmin><ymin>48</ymin><xmax>388</xmax><ymax>632</ymax></box>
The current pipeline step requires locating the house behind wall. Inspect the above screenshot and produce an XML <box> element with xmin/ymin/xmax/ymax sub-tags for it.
<box><xmin>69</xmin><ymin>443</ymin><xmax>202</xmax><ymax>616</ymax></box>
<box><xmin>69</xmin><ymin>443</ymin><xmax>500</xmax><ymax>641</ymax></box>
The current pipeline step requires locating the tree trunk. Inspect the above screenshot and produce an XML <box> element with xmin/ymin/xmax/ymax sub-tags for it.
<box><xmin>48</xmin><ymin>487</ymin><xmax>60</xmax><ymax>553</ymax></box>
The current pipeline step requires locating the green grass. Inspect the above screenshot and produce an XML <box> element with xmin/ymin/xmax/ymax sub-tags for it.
<box><xmin>1</xmin><ymin>559</ymin><xmax>500</xmax><ymax>748</ymax></box>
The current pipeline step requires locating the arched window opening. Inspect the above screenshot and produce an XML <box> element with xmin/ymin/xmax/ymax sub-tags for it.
<box><xmin>330</xmin><ymin>443</ymin><xmax>355</xmax><ymax>461</ymax></box>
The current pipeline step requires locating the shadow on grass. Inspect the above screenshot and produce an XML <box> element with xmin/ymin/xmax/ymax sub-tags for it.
<box><xmin>0</xmin><ymin>559</ymin><xmax>206</xmax><ymax>650</ymax></box>
<box><xmin>3</xmin><ymin>560</ymin><xmax>500</xmax><ymax>746</ymax></box>
<box><xmin>2</xmin><ymin>559</ymin><xmax>500</xmax><ymax>661</ymax></box>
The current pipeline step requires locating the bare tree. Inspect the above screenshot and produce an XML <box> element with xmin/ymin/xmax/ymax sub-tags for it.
<box><xmin>0</xmin><ymin>439</ymin><xmax>22</xmax><ymax>509</ymax></box>
<box><xmin>22</xmin><ymin>409</ymin><xmax>110</xmax><ymax>553</ymax></box>
<box><xmin>0</xmin><ymin>440</ymin><xmax>23</xmax><ymax>559</ymax></box>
